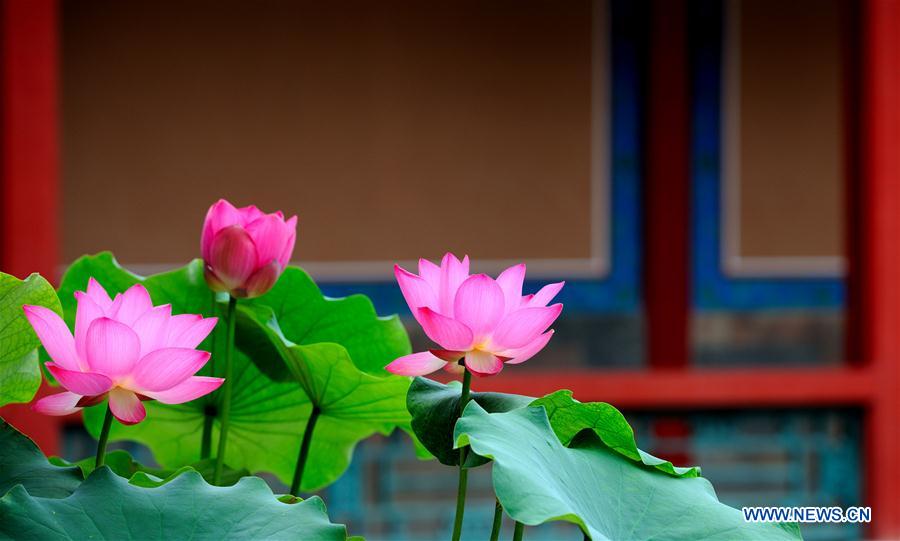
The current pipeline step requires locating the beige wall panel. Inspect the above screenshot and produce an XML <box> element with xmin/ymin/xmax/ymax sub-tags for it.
<box><xmin>62</xmin><ymin>0</ymin><xmax>603</xmax><ymax>277</ymax></box>
<box><xmin>725</xmin><ymin>0</ymin><xmax>845</xmax><ymax>275</ymax></box>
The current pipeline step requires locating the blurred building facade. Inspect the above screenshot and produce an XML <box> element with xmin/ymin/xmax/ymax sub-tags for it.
<box><xmin>2</xmin><ymin>0</ymin><xmax>899</xmax><ymax>539</ymax></box>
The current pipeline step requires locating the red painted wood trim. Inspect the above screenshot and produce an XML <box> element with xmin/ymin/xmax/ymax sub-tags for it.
<box><xmin>0</xmin><ymin>0</ymin><xmax>61</xmax><ymax>456</ymax></box>
<box><xmin>0</xmin><ymin>0</ymin><xmax>59</xmax><ymax>280</ymax></box>
<box><xmin>0</xmin><ymin>382</ymin><xmax>77</xmax><ymax>456</ymax></box>
<box><xmin>644</xmin><ymin>0</ymin><xmax>690</xmax><ymax>368</ymax></box>
<box><xmin>471</xmin><ymin>367</ymin><xmax>875</xmax><ymax>408</ymax></box>
<box><xmin>861</xmin><ymin>0</ymin><xmax>900</xmax><ymax>536</ymax></box>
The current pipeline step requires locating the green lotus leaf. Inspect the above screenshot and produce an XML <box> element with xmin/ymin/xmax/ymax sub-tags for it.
<box><xmin>48</xmin><ymin>451</ymin><xmax>140</xmax><ymax>480</ymax></box>
<box><xmin>123</xmin><ymin>463</ymin><xmax>252</xmax><ymax>489</ymax></box>
<box><xmin>454</xmin><ymin>402</ymin><xmax>802</xmax><ymax>541</ymax></box>
<box><xmin>242</xmin><ymin>266</ymin><xmax>410</xmax><ymax>376</ymax></box>
<box><xmin>233</xmin><ymin>303</ymin><xmax>418</xmax><ymax>489</ymax></box>
<box><xmin>80</xmin><ymin>344</ymin><xmax>314</xmax><ymax>488</ymax></box>
<box><xmin>0</xmin><ymin>467</ymin><xmax>350</xmax><ymax>540</ymax></box>
<box><xmin>0</xmin><ymin>272</ymin><xmax>63</xmax><ymax>407</ymax></box>
<box><xmin>59</xmin><ymin>252</ymin><xmax>416</xmax><ymax>490</ymax></box>
<box><xmin>406</xmin><ymin>377</ymin><xmax>532</xmax><ymax>467</ymax></box>
<box><xmin>530</xmin><ymin>390</ymin><xmax>700</xmax><ymax>477</ymax></box>
<box><xmin>49</xmin><ymin>451</ymin><xmax>250</xmax><ymax>487</ymax></box>
<box><xmin>0</xmin><ymin>419</ymin><xmax>82</xmax><ymax>499</ymax></box>
<box><xmin>236</xmin><ymin>267</ymin><xmax>429</xmax><ymax>460</ymax></box>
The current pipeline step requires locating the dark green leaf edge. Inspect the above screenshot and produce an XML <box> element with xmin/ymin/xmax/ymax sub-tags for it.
<box><xmin>531</xmin><ymin>390</ymin><xmax>700</xmax><ymax>478</ymax></box>
<box><xmin>49</xmin><ymin>451</ymin><xmax>251</xmax><ymax>487</ymax></box>
<box><xmin>0</xmin><ymin>468</ymin><xmax>351</xmax><ymax>541</ymax></box>
<box><xmin>407</xmin><ymin>377</ymin><xmax>532</xmax><ymax>468</ymax></box>
<box><xmin>0</xmin><ymin>418</ymin><xmax>82</xmax><ymax>499</ymax></box>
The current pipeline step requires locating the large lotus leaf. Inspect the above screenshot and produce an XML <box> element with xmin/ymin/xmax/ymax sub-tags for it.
<box><xmin>59</xmin><ymin>253</ymin><xmax>416</xmax><ymax>489</ymax></box>
<box><xmin>454</xmin><ymin>403</ymin><xmax>802</xmax><ymax>541</ymax></box>
<box><xmin>233</xmin><ymin>304</ymin><xmax>419</xmax><ymax>489</ymax></box>
<box><xmin>0</xmin><ymin>467</ymin><xmax>350</xmax><ymax>541</ymax></box>
<box><xmin>0</xmin><ymin>419</ymin><xmax>82</xmax><ymax>499</ymax></box>
<box><xmin>531</xmin><ymin>390</ymin><xmax>700</xmax><ymax>478</ymax></box>
<box><xmin>0</xmin><ymin>272</ymin><xmax>63</xmax><ymax>407</ymax></box>
<box><xmin>406</xmin><ymin>377</ymin><xmax>532</xmax><ymax>467</ymax></box>
<box><xmin>242</xmin><ymin>266</ymin><xmax>410</xmax><ymax>376</ymax></box>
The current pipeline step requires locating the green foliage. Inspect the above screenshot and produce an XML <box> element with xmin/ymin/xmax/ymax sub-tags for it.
<box><xmin>236</xmin><ymin>304</ymin><xmax>418</xmax><ymax>489</ymax></box>
<box><xmin>0</xmin><ymin>419</ymin><xmax>82</xmax><ymax>499</ymax></box>
<box><xmin>407</xmin><ymin>380</ymin><xmax>700</xmax><ymax>474</ymax></box>
<box><xmin>49</xmin><ymin>451</ymin><xmax>142</xmax><ymax>480</ymax></box>
<box><xmin>454</xmin><ymin>403</ymin><xmax>802</xmax><ymax>541</ymax></box>
<box><xmin>406</xmin><ymin>377</ymin><xmax>532</xmax><ymax>467</ymax></box>
<box><xmin>49</xmin><ymin>451</ymin><xmax>250</xmax><ymax>487</ymax></box>
<box><xmin>0</xmin><ymin>272</ymin><xmax>63</xmax><ymax>407</ymax></box>
<box><xmin>48</xmin><ymin>251</ymin><xmax>792</xmax><ymax>539</ymax></box>
<box><xmin>58</xmin><ymin>252</ymin><xmax>415</xmax><ymax>490</ymax></box>
<box><xmin>0</xmin><ymin>419</ymin><xmax>351</xmax><ymax>539</ymax></box>
<box><xmin>406</xmin><ymin>379</ymin><xmax>797</xmax><ymax>539</ymax></box>
<box><xmin>0</xmin><ymin>468</ymin><xmax>350</xmax><ymax>540</ymax></box>
<box><xmin>531</xmin><ymin>390</ymin><xmax>700</xmax><ymax>477</ymax></box>
<box><xmin>241</xmin><ymin>266</ymin><xmax>411</xmax><ymax>377</ymax></box>
<box><xmin>80</xmin><ymin>344</ymin><xmax>314</xmax><ymax>487</ymax></box>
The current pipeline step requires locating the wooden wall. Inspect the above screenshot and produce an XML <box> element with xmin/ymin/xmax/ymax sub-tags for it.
<box><xmin>61</xmin><ymin>0</ymin><xmax>601</xmax><ymax>276</ymax></box>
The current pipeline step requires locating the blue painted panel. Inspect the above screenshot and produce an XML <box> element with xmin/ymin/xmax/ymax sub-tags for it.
<box><xmin>321</xmin><ymin>0</ymin><xmax>642</xmax><ymax>317</ymax></box>
<box><xmin>689</xmin><ymin>0</ymin><xmax>844</xmax><ymax>310</ymax></box>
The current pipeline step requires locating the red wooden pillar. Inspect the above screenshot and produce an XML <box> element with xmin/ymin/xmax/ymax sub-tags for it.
<box><xmin>861</xmin><ymin>0</ymin><xmax>900</xmax><ymax>536</ymax></box>
<box><xmin>645</xmin><ymin>0</ymin><xmax>690</xmax><ymax>368</ymax></box>
<box><xmin>1</xmin><ymin>0</ymin><xmax>59</xmax><ymax>280</ymax></box>
<box><xmin>0</xmin><ymin>0</ymin><xmax>62</xmax><ymax>455</ymax></box>
<box><xmin>644</xmin><ymin>0</ymin><xmax>692</xmax><ymax>466</ymax></box>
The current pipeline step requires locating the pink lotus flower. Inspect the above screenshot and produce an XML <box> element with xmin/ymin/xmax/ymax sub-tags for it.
<box><xmin>386</xmin><ymin>253</ymin><xmax>564</xmax><ymax>377</ymax></box>
<box><xmin>25</xmin><ymin>279</ymin><xmax>222</xmax><ymax>425</ymax></box>
<box><xmin>201</xmin><ymin>199</ymin><xmax>298</xmax><ymax>298</ymax></box>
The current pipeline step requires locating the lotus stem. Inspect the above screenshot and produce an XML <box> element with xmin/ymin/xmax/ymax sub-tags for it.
<box><xmin>290</xmin><ymin>406</ymin><xmax>321</xmax><ymax>496</ymax></box>
<box><xmin>489</xmin><ymin>498</ymin><xmax>504</xmax><ymax>541</ymax></box>
<box><xmin>512</xmin><ymin>521</ymin><xmax>525</xmax><ymax>541</ymax></box>
<box><xmin>200</xmin><ymin>413</ymin><xmax>214</xmax><ymax>459</ymax></box>
<box><xmin>200</xmin><ymin>291</ymin><xmax>219</xmax><ymax>460</ymax></box>
<box><xmin>458</xmin><ymin>366</ymin><xmax>472</xmax><ymax>416</ymax></box>
<box><xmin>213</xmin><ymin>295</ymin><xmax>238</xmax><ymax>484</ymax></box>
<box><xmin>451</xmin><ymin>366</ymin><xmax>473</xmax><ymax>541</ymax></box>
<box><xmin>94</xmin><ymin>405</ymin><xmax>114</xmax><ymax>469</ymax></box>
